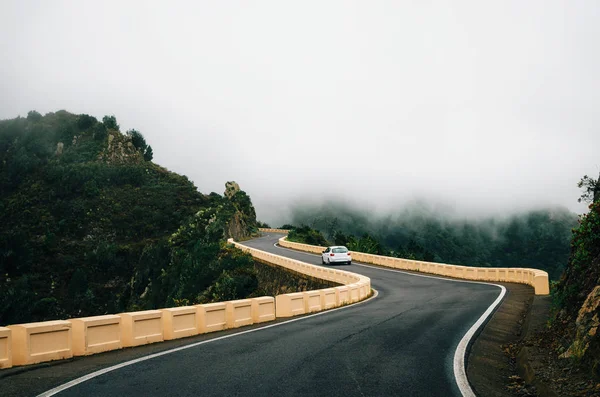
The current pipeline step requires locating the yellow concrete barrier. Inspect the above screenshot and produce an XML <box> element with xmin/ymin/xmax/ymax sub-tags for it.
<box><xmin>2</xmin><ymin>237</ymin><xmax>372</xmax><ymax>370</ymax></box>
<box><xmin>161</xmin><ymin>307</ymin><xmax>198</xmax><ymax>340</ymax></box>
<box><xmin>9</xmin><ymin>321</ymin><xmax>72</xmax><ymax>366</ymax></box>
<box><xmin>303</xmin><ymin>291</ymin><xmax>322</xmax><ymax>313</ymax></box>
<box><xmin>197</xmin><ymin>302</ymin><xmax>227</xmax><ymax>333</ymax></box>
<box><xmin>359</xmin><ymin>283</ymin><xmax>368</xmax><ymax>299</ymax></box>
<box><xmin>277</xmin><ymin>236</ymin><xmax>549</xmax><ymax>295</ymax></box>
<box><xmin>276</xmin><ymin>292</ymin><xmax>306</xmax><ymax>317</ymax></box>
<box><xmin>258</xmin><ymin>228</ymin><xmax>290</xmax><ymax>234</ymax></box>
<box><xmin>321</xmin><ymin>288</ymin><xmax>337</xmax><ymax>310</ymax></box>
<box><xmin>533</xmin><ymin>273</ymin><xmax>550</xmax><ymax>295</ymax></box>
<box><xmin>0</xmin><ymin>327</ymin><xmax>12</xmax><ymax>369</ymax></box>
<box><xmin>349</xmin><ymin>284</ymin><xmax>360</xmax><ymax>303</ymax></box>
<box><xmin>337</xmin><ymin>286</ymin><xmax>350</xmax><ymax>305</ymax></box>
<box><xmin>70</xmin><ymin>315</ymin><xmax>121</xmax><ymax>356</ymax></box>
<box><xmin>497</xmin><ymin>268</ymin><xmax>506</xmax><ymax>281</ymax></box>
<box><xmin>251</xmin><ymin>297</ymin><xmax>276</xmax><ymax>323</ymax></box>
<box><xmin>226</xmin><ymin>300</ymin><xmax>253</xmax><ymax>329</ymax></box>
<box><xmin>120</xmin><ymin>310</ymin><xmax>163</xmax><ymax>347</ymax></box>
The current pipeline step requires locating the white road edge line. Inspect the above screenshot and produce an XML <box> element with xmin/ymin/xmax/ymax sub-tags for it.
<box><xmin>37</xmin><ymin>288</ymin><xmax>378</xmax><ymax>396</ymax></box>
<box><xmin>272</xmin><ymin>241</ymin><xmax>507</xmax><ymax>397</ymax></box>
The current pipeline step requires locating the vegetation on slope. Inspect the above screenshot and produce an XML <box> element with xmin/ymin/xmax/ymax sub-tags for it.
<box><xmin>0</xmin><ymin>110</ymin><xmax>330</xmax><ymax>325</ymax></box>
<box><xmin>549</xmin><ymin>174</ymin><xmax>600</xmax><ymax>378</ymax></box>
<box><xmin>288</xmin><ymin>202</ymin><xmax>577</xmax><ymax>280</ymax></box>
<box><xmin>286</xmin><ymin>225</ymin><xmax>330</xmax><ymax>246</ymax></box>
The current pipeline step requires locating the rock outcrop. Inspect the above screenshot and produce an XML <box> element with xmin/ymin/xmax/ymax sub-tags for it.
<box><xmin>561</xmin><ymin>285</ymin><xmax>600</xmax><ymax>374</ymax></box>
<box><xmin>97</xmin><ymin>132</ymin><xmax>143</xmax><ymax>164</ymax></box>
<box><xmin>224</xmin><ymin>181</ymin><xmax>257</xmax><ymax>241</ymax></box>
<box><xmin>553</xmin><ymin>200</ymin><xmax>600</xmax><ymax>379</ymax></box>
<box><xmin>224</xmin><ymin>181</ymin><xmax>240</xmax><ymax>199</ymax></box>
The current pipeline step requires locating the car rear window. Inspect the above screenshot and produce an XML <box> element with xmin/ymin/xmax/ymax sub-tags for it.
<box><xmin>332</xmin><ymin>247</ymin><xmax>348</xmax><ymax>253</ymax></box>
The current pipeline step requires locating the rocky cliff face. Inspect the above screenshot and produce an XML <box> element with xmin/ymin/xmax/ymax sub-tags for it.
<box><xmin>554</xmin><ymin>201</ymin><xmax>600</xmax><ymax>377</ymax></box>
<box><xmin>97</xmin><ymin>132</ymin><xmax>144</xmax><ymax>164</ymax></box>
<box><xmin>223</xmin><ymin>181</ymin><xmax>257</xmax><ymax>241</ymax></box>
<box><xmin>558</xmin><ymin>259</ymin><xmax>600</xmax><ymax>376</ymax></box>
<box><xmin>560</xmin><ymin>284</ymin><xmax>600</xmax><ymax>370</ymax></box>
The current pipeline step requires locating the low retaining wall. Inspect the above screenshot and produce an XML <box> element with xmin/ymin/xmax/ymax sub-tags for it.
<box><xmin>0</xmin><ymin>234</ymin><xmax>370</xmax><ymax>370</ymax></box>
<box><xmin>0</xmin><ymin>327</ymin><xmax>12</xmax><ymax>369</ymax></box>
<box><xmin>161</xmin><ymin>307</ymin><xmax>198</xmax><ymax>341</ymax></box>
<box><xmin>258</xmin><ymin>228</ymin><xmax>290</xmax><ymax>234</ymax></box>
<box><xmin>251</xmin><ymin>297</ymin><xmax>276</xmax><ymax>323</ymax></box>
<box><xmin>197</xmin><ymin>302</ymin><xmax>227</xmax><ymax>334</ymax></box>
<box><xmin>275</xmin><ymin>292</ymin><xmax>306</xmax><ymax>317</ymax></box>
<box><xmin>226</xmin><ymin>300</ymin><xmax>253</xmax><ymax>329</ymax></box>
<box><xmin>8</xmin><ymin>321</ymin><xmax>72</xmax><ymax>366</ymax></box>
<box><xmin>277</xmin><ymin>235</ymin><xmax>550</xmax><ymax>295</ymax></box>
<box><xmin>70</xmin><ymin>315</ymin><xmax>121</xmax><ymax>356</ymax></box>
<box><xmin>120</xmin><ymin>310</ymin><xmax>164</xmax><ymax>348</ymax></box>
<box><xmin>228</xmin><ymin>238</ymin><xmax>372</xmax><ymax>315</ymax></box>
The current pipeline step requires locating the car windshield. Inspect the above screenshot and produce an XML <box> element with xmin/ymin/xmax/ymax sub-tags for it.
<box><xmin>332</xmin><ymin>247</ymin><xmax>348</xmax><ymax>253</ymax></box>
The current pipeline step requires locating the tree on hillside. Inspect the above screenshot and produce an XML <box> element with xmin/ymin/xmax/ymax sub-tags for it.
<box><xmin>333</xmin><ymin>231</ymin><xmax>350</xmax><ymax>246</ymax></box>
<box><xmin>347</xmin><ymin>233</ymin><xmax>384</xmax><ymax>255</ymax></box>
<box><xmin>76</xmin><ymin>114</ymin><xmax>97</xmax><ymax>130</ymax></box>
<box><xmin>126</xmin><ymin>129</ymin><xmax>146</xmax><ymax>150</ymax></box>
<box><xmin>126</xmin><ymin>129</ymin><xmax>153</xmax><ymax>161</ymax></box>
<box><xmin>144</xmin><ymin>145</ymin><xmax>153</xmax><ymax>161</ymax></box>
<box><xmin>102</xmin><ymin>115</ymin><xmax>119</xmax><ymax>131</ymax></box>
<box><xmin>27</xmin><ymin>110</ymin><xmax>42</xmax><ymax>122</ymax></box>
<box><xmin>578</xmin><ymin>173</ymin><xmax>600</xmax><ymax>203</ymax></box>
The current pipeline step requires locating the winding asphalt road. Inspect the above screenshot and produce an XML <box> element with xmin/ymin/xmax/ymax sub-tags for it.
<box><xmin>37</xmin><ymin>232</ymin><xmax>501</xmax><ymax>397</ymax></box>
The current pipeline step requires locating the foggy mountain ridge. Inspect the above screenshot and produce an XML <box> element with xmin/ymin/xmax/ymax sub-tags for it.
<box><xmin>286</xmin><ymin>200</ymin><xmax>578</xmax><ymax>280</ymax></box>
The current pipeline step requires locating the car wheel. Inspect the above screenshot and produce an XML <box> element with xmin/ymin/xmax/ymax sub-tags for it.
<box><xmin>348</xmin><ymin>261</ymin><xmax>352</xmax><ymax>265</ymax></box>
<box><xmin>321</xmin><ymin>257</ymin><xmax>325</xmax><ymax>265</ymax></box>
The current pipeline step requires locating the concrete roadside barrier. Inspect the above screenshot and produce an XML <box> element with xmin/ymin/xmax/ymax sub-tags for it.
<box><xmin>197</xmin><ymin>302</ymin><xmax>227</xmax><ymax>333</ymax></box>
<box><xmin>251</xmin><ymin>297</ymin><xmax>276</xmax><ymax>323</ymax></box>
<box><xmin>276</xmin><ymin>292</ymin><xmax>306</xmax><ymax>317</ymax></box>
<box><xmin>2</xmin><ymin>235</ymin><xmax>372</xmax><ymax>369</ymax></box>
<box><xmin>320</xmin><ymin>288</ymin><xmax>337</xmax><ymax>310</ymax></box>
<box><xmin>0</xmin><ymin>327</ymin><xmax>12</xmax><ymax>369</ymax></box>
<box><xmin>303</xmin><ymin>291</ymin><xmax>322</xmax><ymax>313</ymax></box>
<box><xmin>160</xmin><ymin>307</ymin><xmax>198</xmax><ymax>340</ymax></box>
<box><xmin>70</xmin><ymin>315</ymin><xmax>121</xmax><ymax>356</ymax></box>
<box><xmin>276</xmin><ymin>234</ymin><xmax>549</xmax><ymax>295</ymax></box>
<box><xmin>349</xmin><ymin>284</ymin><xmax>360</xmax><ymax>303</ymax></box>
<box><xmin>226</xmin><ymin>300</ymin><xmax>253</xmax><ymax>329</ymax></box>
<box><xmin>120</xmin><ymin>310</ymin><xmax>163</xmax><ymax>347</ymax></box>
<box><xmin>9</xmin><ymin>321</ymin><xmax>72</xmax><ymax>366</ymax></box>
<box><xmin>336</xmin><ymin>286</ymin><xmax>350</xmax><ymax>305</ymax></box>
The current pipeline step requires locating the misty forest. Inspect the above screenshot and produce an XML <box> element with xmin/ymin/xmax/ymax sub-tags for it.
<box><xmin>285</xmin><ymin>202</ymin><xmax>578</xmax><ymax>281</ymax></box>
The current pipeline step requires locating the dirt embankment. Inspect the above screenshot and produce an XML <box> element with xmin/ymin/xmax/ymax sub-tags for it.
<box><xmin>469</xmin><ymin>283</ymin><xmax>600</xmax><ymax>397</ymax></box>
<box><xmin>468</xmin><ymin>283</ymin><xmax>534</xmax><ymax>396</ymax></box>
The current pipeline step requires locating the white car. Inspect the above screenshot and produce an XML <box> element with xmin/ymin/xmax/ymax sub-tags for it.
<box><xmin>321</xmin><ymin>246</ymin><xmax>352</xmax><ymax>265</ymax></box>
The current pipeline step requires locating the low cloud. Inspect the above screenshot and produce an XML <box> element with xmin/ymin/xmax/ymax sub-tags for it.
<box><xmin>1</xmin><ymin>1</ymin><xmax>598</xmax><ymax>223</ymax></box>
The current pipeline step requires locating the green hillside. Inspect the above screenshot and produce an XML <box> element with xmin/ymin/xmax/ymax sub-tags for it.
<box><xmin>551</xmin><ymin>195</ymin><xmax>600</xmax><ymax>378</ymax></box>
<box><xmin>288</xmin><ymin>202</ymin><xmax>577</xmax><ymax>280</ymax></box>
<box><xmin>0</xmin><ymin>110</ymin><xmax>324</xmax><ymax>325</ymax></box>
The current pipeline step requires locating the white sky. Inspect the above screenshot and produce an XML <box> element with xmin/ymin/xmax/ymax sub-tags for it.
<box><xmin>1</xmin><ymin>1</ymin><xmax>598</xmax><ymax>223</ymax></box>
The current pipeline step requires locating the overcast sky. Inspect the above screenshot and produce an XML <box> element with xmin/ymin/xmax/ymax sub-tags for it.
<box><xmin>1</xmin><ymin>1</ymin><xmax>598</xmax><ymax>223</ymax></box>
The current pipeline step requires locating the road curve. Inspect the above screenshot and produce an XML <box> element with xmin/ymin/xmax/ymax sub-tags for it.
<box><xmin>41</xmin><ymin>233</ymin><xmax>502</xmax><ymax>397</ymax></box>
